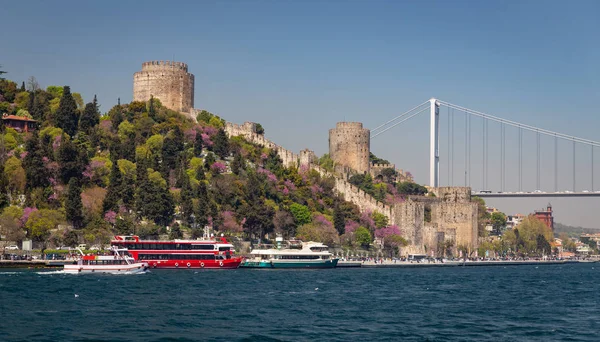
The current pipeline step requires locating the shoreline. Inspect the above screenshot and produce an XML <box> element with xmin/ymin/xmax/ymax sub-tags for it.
<box><xmin>0</xmin><ymin>259</ymin><xmax>596</xmax><ymax>269</ymax></box>
<box><xmin>337</xmin><ymin>259</ymin><xmax>596</xmax><ymax>268</ymax></box>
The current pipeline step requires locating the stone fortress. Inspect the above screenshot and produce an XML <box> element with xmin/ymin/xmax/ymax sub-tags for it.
<box><xmin>133</xmin><ymin>61</ymin><xmax>195</xmax><ymax>118</ymax></box>
<box><xmin>225</xmin><ymin>121</ymin><xmax>479</xmax><ymax>256</ymax></box>
<box><xmin>131</xmin><ymin>60</ymin><xmax>478</xmax><ymax>255</ymax></box>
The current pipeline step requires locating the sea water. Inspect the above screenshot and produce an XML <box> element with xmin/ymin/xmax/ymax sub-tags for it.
<box><xmin>0</xmin><ymin>263</ymin><xmax>598</xmax><ymax>341</ymax></box>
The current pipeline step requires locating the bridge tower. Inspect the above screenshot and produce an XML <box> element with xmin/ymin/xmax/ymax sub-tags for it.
<box><xmin>430</xmin><ymin>98</ymin><xmax>440</xmax><ymax>187</ymax></box>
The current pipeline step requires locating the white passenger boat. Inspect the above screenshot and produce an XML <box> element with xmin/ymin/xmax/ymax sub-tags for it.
<box><xmin>63</xmin><ymin>247</ymin><xmax>148</xmax><ymax>274</ymax></box>
<box><xmin>240</xmin><ymin>241</ymin><xmax>338</xmax><ymax>268</ymax></box>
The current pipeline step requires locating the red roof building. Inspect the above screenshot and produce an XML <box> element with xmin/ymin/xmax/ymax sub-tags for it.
<box><xmin>2</xmin><ymin>114</ymin><xmax>37</xmax><ymax>132</ymax></box>
<box><xmin>534</xmin><ymin>203</ymin><xmax>554</xmax><ymax>231</ymax></box>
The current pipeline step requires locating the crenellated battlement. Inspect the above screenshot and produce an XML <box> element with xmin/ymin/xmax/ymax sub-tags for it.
<box><xmin>141</xmin><ymin>60</ymin><xmax>189</xmax><ymax>72</ymax></box>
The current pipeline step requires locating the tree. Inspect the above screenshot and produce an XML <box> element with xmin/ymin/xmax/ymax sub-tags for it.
<box><xmin>169</xmin><ymin>222</ymin><xmax>183</xmax><ymax>240</ymax></box>
<box><xmin>372</xmin><ymin>211</ymin><xmax>388</xmax><ymax>229</ymax></box>
<box><xmin>179</xmin><ymin>170</ymin><xmax>194</xmax><ymax>226</ymax></box>
<box><xmin>490</xmin><ymin>212</ymin><xmax>507</xmax><ymax>235</ymax></box>
<box><xmin>273</xmin><ymin>210</ymin><xmax>296</xmax><ymax>238</ymax></box>
<box><xmin>318</xmin><ymin>153</ymin><xmax>334</xmax><ymax>172</ymax></box>
<box><xmin>79</xmin><ymin>95</ymin><xmax>100</xmax><ymax>133</ymax></box>
<box><xmin>472</xmin><ymin>196</ymin><xmax>490</xmax><ymax>237</ymax></box>
<box><xmin>0</xmin><ymin>65</ymin><xmax>6</xmax><ymax>80</ymax></box>
<box><xmin>212</xmin><ymin>128</ymin><xmax>229</xmax><ymax>159</ymax></box>
<box><xmin>231</xmin><ymin>152</ymin><xmax>244</xmax><ymax>175</ymax></box>
<box><xmin>396</xmin><ymin>182</ymin><xmax>428</xmax><ymax>195</ymax></box>
<box><xmin>25</xmin><ymin>209</ymin><xmax>64</xmax><ymax>246</ymax></box>
<box><xmin>57</xmin><ymin>137</ymin><xmax>87</xmax><ymax>183</ymax></box>
<box><xmin>193</xmin><ymin>130</ymin><xmax>203</xmax><ymax>156</ymax></box>
<box><xmin>333</xmin><ymin>203</ymin><xmax>345</xmax><ymax>235</ymax></box>
<box><xmin>161</xmin><ymin>126</ymin><xmax>184</xmax><ymax>176</ymax></box>
<box><xmin>23</xmin><ymin>131</ymin><xmax>50</xmax><ymax>190</ymax></box>
<box><xmin>380</xmin><ymin>168</ymin><xmax>397</xmax><ymax>183</ymax></box>
<box><xmin>65</xmin><ymin>178</ymin><xmax>84</xmax><ymax>229</ymax></box>
<box><xmin>255</xmin><ymin>123</ymin><xmax>264</xmax><ymax>135</ymax></box>
<box><xmin>54</xmin><ymin>86</ymin><xmax>79</xmax><ymax>137</ymax></box>
<box><xmin>103</xmin><ymin>160</ymin><xmax>122</xmax><ymax>213</ymax></box>
<box><xmin>354</xmin><ymin>226</ymin><xmax>372</xmax><ymax>247</ymax></box>
<box><xmin>290</xmin><ymin>203</ymin><xmax>311</xmax><ymax>226</ymax></box>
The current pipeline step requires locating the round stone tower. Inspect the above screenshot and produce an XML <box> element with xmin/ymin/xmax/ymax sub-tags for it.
<box><xmin>133</xmin><ymin>61</ymin><xmax>194</xmax><ymax>114</ymax></box>
<box><xmin>329</xmin><ymin>122</ymin><xmax>370</xmax><ymax>174</ymax></box>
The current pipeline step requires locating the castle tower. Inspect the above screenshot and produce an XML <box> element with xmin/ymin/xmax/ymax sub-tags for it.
<box><xmin>329</xmin><ymin>122</ymin><xmax>370</xmax><ymax>174</ymax></box>
<box><xmin>133</xmin><ymin>61</ymin><xmax>194</xmax><ymax>114</ymax></box>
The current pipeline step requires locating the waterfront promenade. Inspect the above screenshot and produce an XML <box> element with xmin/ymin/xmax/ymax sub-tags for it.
<box><xmin>337</xmin><ymin>259</ymin><xmax>595</xmax><ymax>268</ymax></box>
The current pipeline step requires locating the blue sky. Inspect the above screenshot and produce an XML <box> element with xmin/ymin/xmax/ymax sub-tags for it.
<box><xmin>2</xmin><ymin>0</ymin><xmax>599</xmax><ymax>227</ymax></box>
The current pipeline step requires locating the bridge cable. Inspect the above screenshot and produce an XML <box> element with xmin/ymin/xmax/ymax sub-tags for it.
<box><xmin>447</xmin><ymin>106</ymin><xmax>450</xmax><ymax>185</ymax></box>
<box><xmin>554</xmin><ymin>134</ymin><xmax>558</xmax><ymax>192</ymax></box>
<box><xmin>573</xmin><ymin>139</ymin><xmax>576</xmax><ymax>191</ymax></box>
<box><xmin>482</xmin><ymin>116</ymin><xmax>486</xmax><ymax>190</ymax></box>
<box><xmin>371</xmin><ymin>101</ymin><xmax>429</xmax><ymax>134</ymax></box>
<box><xmin>501</xmin><ymin>122</ymin><xmax>505</xmax><ymax>192</ymax></box>
<box><xmin>519</xmin><ymin>125</ymin><xmax>522</xmax><ymax>192</ymax></box>
<box><xmin>537</xmin><ymin>130</ymin><xmax>540</xmax><ymax>191</ymax></box>
<box><xmin>592</xmin><ymin>146</ymin><xmax>595</xmax><ymax>192</ymax></box>
<box><xmin>468</xmin><ymin>113</ymin><xmax>471</xmax><ymax>187</ymax></box>
<box><xmin>465</xmin><ymin>110</ymin><xmax>468</xmax><ymax>186</ymax></box>
<box><xmin>439</xmin><ymin>100</ymin><xmax>600</xmax><ymax>147</ymax></box>
<box><xmin>370</xmin><ymin>106</ymin><xmax>429</xmax><ymax>139</ymax></box>
<box><xmin>451</xmin><ymin>108</ymin><xmax>455</xmax><ymax>186</ymax></box>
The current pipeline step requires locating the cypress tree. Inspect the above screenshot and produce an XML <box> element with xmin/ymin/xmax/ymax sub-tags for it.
<box><xmin>135</xmin><ymin>157</ymin><xmax>151</xmax><ymax>218</ymax></box>
<box><xmin>193</xmin><ymin>130</ymin><xmax>203</xmax><ymax>156</ymax></box>
<box><xmin>20</xmin><ymin>81</ymin><xmax>25</xmax><ymax>92</ymax></box>
<box><xmin>57</xmin><ymin>138</ymin><xmax>87</xmax><ymax>184</ymax></box>
<box><xmin>149</xmin><ymin>95</ymin><xmax>156</xmax><ymax>121</ymax></box>
<box><xmin>121</xmin><ymin>172</ymin><xmax>135</xmax><ymax>211</ymax></box>
<box><xmin>55</xmin><ymin>86</ymin><xmax>79</xmax><ymax>137</ymax></box>
<box><xmin>27</xmin><ymin>91</ymin><xmax>35</xmax><ymax>112</ymax></box>
<box><xmin>161</xmin><ymin>126</ymin><xmax>184</xmax><ymax>177</ymax></box>
<box><xmin>103</xmin><ymin>160</ymin><xmax>122</xmax><ymax>213</ymax></box>
<box><xmin>204</xmin><ymin>153</ymin><xmax>215</xmax><ymax>171</ymax></box>
<box><xmin>195</xmin><ymin>181</ymin><xmax>209</xmax><ymax>229</ymax></box>
<box><xmin>333</xmin><ymin>203</ymin><xmax>345</xmax><ymax>235</ymax></box>
<box><xmin>79</xmin><ymin>95</ymin><xmax>100</xmax><ymax>133</ymax></box>
<box><xmin>65</xmin><ymin>178</ymin><xmax>84</xmax><ymax>229</ymax></box>
<box><xmin>195</xmin><ymin>163</ymin><xmax>205</xmax><ymax>181</ymax></box>
<box><xmin>180</xmin><ymin>170</ymin><xmax>194</xmax><ymax>226</ymax></box>
<box><xmin>23</xmin><ymin>131</ymin><xmax>50</xmax><ymax>190</ymax></box>
<box><xmin>212</xmin><ymin>128</ymin><xmax>229</xmax><ymax>159</ymax></box>
<box><xmin>231</xmin><ymin>152</ymin><xmax>244</xmax><ymax>175</ymax></box>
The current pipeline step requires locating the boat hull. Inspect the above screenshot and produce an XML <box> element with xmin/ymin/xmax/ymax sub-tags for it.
<box><xmin>63</xmin><ymin>263</ymin><xmax>148</xmax><ymax>274</ymax></box>
<box><xmin>144</xmin><ymin>257</ymin><xmax>243</xmax><ymax>269</ymax></box>
<box><xmin>240</xmin><ymin>259</ymin><xmax>339</xmax><ymax>269</ymax></box>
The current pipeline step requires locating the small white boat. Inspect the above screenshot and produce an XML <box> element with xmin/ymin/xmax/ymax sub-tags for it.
<box><xmin>63</xmin><ymin>247</ymin><xmax>148</xmax><ymax>274</ymax></box>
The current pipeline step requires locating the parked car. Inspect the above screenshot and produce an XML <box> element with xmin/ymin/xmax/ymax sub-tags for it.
<box><xmin>5</xmin><ymin>245</ymin><xmax>19</xmax><ymax>250</ymax></box>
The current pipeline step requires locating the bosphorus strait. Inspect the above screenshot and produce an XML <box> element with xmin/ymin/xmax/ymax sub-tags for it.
<box><xmin>1</xmin><ymin>264</ymin><xmax>598</xmax><ymax>341</ymax></box>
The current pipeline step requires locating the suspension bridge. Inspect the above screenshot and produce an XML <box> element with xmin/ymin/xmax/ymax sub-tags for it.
<box><xmin>371</xmin><ymin>98</ymin><xmax>600</xmax><ymax>198</ymax></box>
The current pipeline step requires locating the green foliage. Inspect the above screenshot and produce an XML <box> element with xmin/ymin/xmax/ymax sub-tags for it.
<box><xmin>26</xmin><ymin>209</ymin><xmax>64</xmax><ymax>243</ymax></box>
<box><xmin>491</xmin><ymin>211</ymin><xmax>507</xmax><ymax>235</ymax></box>
<box><xmin>349</xmin><ymin>174</ymin><xmax>374</xmax><ymax>195</ymax></box>
<box><xmin>169</xmin><ymin>223</ymin><xmax>183</xmax><ymax>240</ymax></box>
<box><xmin>396</xmin><ymin>182</ymin><xmax>428</xmax><ymax>195</ymax></box>
<box><xmin>472</xmin><ymin>196</ymin><xmax>490</xmax><ymax>237</ymax></box>
<box><xmin>369</xmin><ymin>152</ymin><xmax>390</xmax><ymax>165</ymax></box>
<box><xmin>255</xmin><ymin>123</ymin><xmax>264</xmax><ymax>135</ymax></box>
<box><xmin>79</xmin><ymin>96</ymin><xmax>100</xmax><ymax>133</ymax></box>
<box><xmin>372</xmin><ymin>211</ymin><xmax>388</xmax><ymax>229</ymax></box>
<box><xmin>290</xmin><ymin>203</ymin><xmax>311</xmax><ymax>226</ymax></box>
<box><xmin>333</xmin><ymin>204</ymin><xmax>345</xmax><ymax>235</ymax></box>
<box><xmin>354</xmin><ymin>226</ymin><xmax>372</xmax><ymax>247</ymax></box>
<box><xmin>65</xmin><ymin>178</ymin><xmax>84</xmax><ymax>229</ymax></box>
<box><xmin>54</xmin><ymin>86</ymin><xmax>79</xmax><ymax>137</ymax></box>
<box><xmin>23</xmin><ymin>131</ymin><xmax>49</xmax><ymax>190</ymax></box>
<box><xmin>318</xmin><ymin>153</ymin><xmax>334</xmax><ymax>172</ymax></box>
<box><xmin>212</xmin><ymin>128</ymin><xmax>229</xmax><ymax>159</ymax></box>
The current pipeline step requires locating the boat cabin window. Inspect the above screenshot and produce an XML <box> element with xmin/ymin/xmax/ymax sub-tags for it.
<box><xmin>218</xmin><ymin>246</ymin><xmax>231</xmax><ymax>251</ymax></box>
<box><xmin>309</xmin><ymin>246</ymin><xmax>329</xmax><ymax>252</ymax></box>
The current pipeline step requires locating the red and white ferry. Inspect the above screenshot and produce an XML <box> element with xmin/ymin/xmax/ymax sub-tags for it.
<box><xmin>111</xmin><ymin>235</ymin><xmax>243</xmax><ymax>269</ymax></box>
